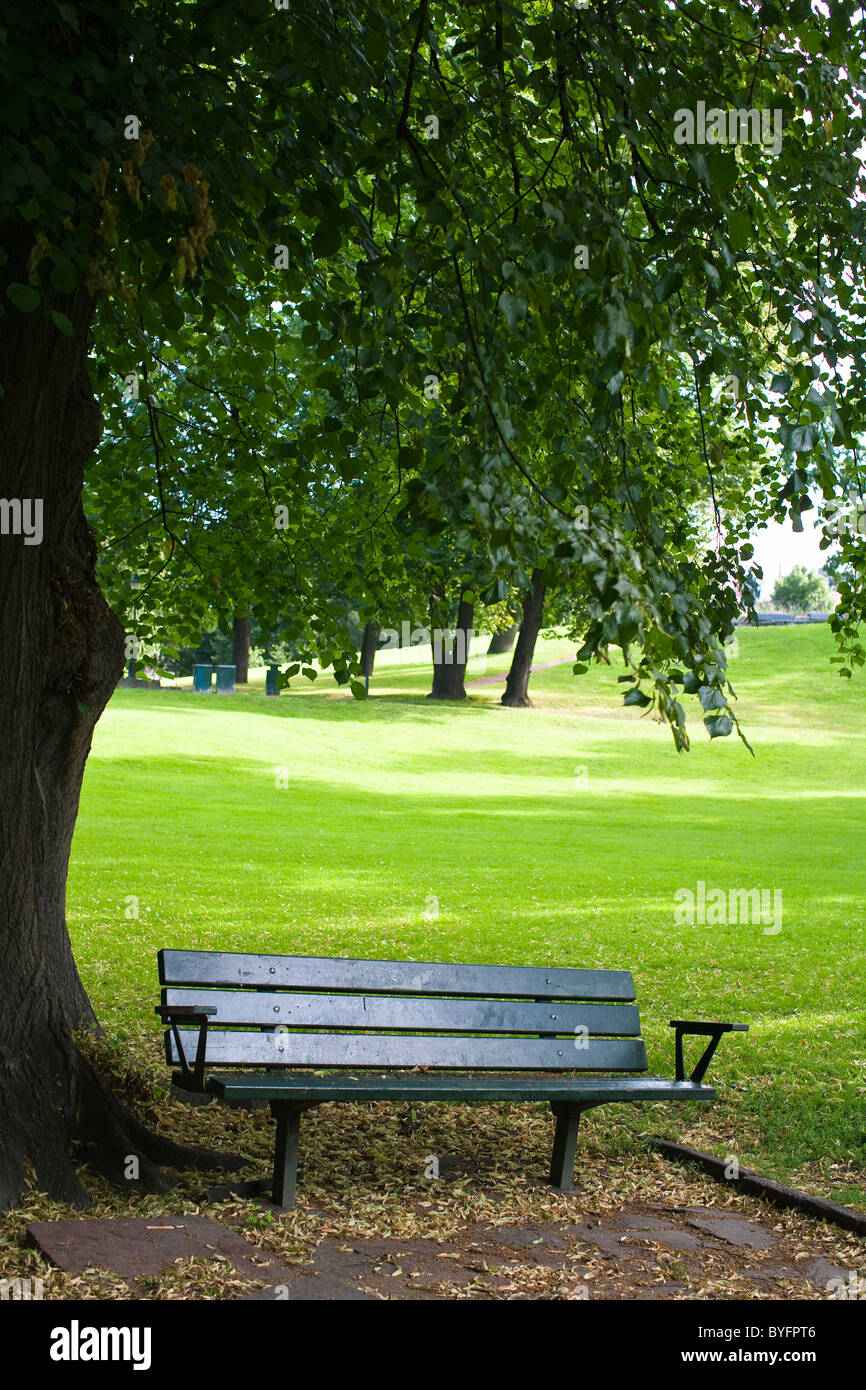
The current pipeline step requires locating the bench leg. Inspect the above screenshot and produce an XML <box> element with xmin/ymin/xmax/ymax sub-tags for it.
<box><xmin>270</xmin><ymin>1103</ymin><xmax>302</xmax><ymax>1209</ymax></box>
<box><xmin>548</xmin><ymin>1103</ymin><xmax>583</xmax><ymax>1191</ymax></box>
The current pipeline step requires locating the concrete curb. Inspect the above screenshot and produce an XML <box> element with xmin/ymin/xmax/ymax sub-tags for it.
<box><xmin>648</xmin><ymin>1138</ymin><xmax>866</xmax><ymax>1236</ymax></box>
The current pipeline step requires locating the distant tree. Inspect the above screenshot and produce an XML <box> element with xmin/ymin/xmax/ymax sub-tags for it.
<box><xmin>772</xmin><ymin>567</ymin><xmax>832</xmax><ymax>614</ymax></box>
<box><xmin>484</xmin><ymin>601</ymin><xmax>521</xmax><ymax>655</ymax></box>
<box><xmin>501</xmin><ymin>571</ymin><xmax>547</xmax><ymax>707</ymax></box>
<box><xmin>487</xmin><ymin>623</ymin><xmax>519</xmax><ymax>656</ymax></box>
<box><xmin>169</xmin><ymin>622</ymin><xmax>263</xmax><ymax>678</ymax></box>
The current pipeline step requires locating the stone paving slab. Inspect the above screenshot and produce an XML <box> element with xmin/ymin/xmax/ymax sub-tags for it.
<box><xmin>237</xmin><ymin>1226</ymin><xmax>856</xmax><ymax>1300</ymax></box>
<box><xmin>314</xmin><ymin>1234</ymin><xmax>501</xmax><ymax>1291</ymax></box>
<box><xmin>802</xmin><ymin>1256</ymin><xmax>852</xmax><ymax>1290</ymax></box>
<box><xmin>609</xmin><ymin>1214</ymin><xmax>672</xmax><ymax>1232</ymax></box>
<box><xmin>229</xmin><ymin>1202</ymin><xmax>853</xmax><ymax>1299</ymax></box>
<box><xmin>27</xmin><ymin>1216</ymin><xmax>297</xmax><ymax>1285</ymax></box>
<box><xmin>565</xmin><ymin>1221</ymin><xmax>644</xmax><ymax>1260</ymax></box>
<box><xmin>26</xmin><ymin>1198</ymin><xmax>863</xmax><ymax>1301</ymax></box>
<box><xmin>686</xmin><ymin>1215</ymin><xmax>776</xmax><ymax>1250</ymax></box>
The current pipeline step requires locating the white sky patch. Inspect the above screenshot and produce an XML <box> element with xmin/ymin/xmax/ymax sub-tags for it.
<box><xmin>751</xmin><ymin>515</ymin><xmax>836</xmax><ymax>598</ymax></box>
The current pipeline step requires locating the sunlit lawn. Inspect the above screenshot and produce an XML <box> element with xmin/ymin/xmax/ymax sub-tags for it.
<box><xmin>68</xmin><ymin>623</ymin><xmax>866</xmax><ymax>1207</ymax></box>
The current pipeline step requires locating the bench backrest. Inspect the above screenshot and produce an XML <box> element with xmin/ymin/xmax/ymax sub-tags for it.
<box><xmin>159</xmin><ymin>949</ymin><xmax>647</xmax><ymax>1073</ymax></box>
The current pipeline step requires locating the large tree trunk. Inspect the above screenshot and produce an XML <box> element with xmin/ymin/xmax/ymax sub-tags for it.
<box><xmin>232</xmin><ymin>609</ymin><xmax>251</xmax><ymax>684</ymax></box>
<box><xmin>487</xmin><ymin>623</ymin><xmax>519</xmax><ymax>655</ymax></box>
<box><xmin>428</xmin><ymin>595</ymin><xmax>475</xmax><ymax>700</ymax></box>
<box><xmin>501</xmin><ymin>572</ymin><xmax>546</xmax><ymax>707</ymax></box>
<box><xmin>0</xmin><ymin>227</ymin><xmax>238</xmax><ymax>1210</ymax></box>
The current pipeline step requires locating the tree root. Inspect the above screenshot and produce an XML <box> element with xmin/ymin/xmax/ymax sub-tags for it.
<box><xmin>0</xmin><ymin>1043</ymin><xmax>246</xmax><ymax>1211</ymax></box>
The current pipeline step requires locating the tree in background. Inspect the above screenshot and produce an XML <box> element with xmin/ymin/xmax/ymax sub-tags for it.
<box><xmin>501</xmin><ymin>569</ymin><xmax>547</xmax><ymax>706</ymax></box>
<box><xmin>772</xmin><ymin>566</ymin><xmax>832</xmax><ymax>614</ymax></box>
<box><xmin>487</xmin><ymin>618</ymin><xmax>520</xmax><ymax>655</ymax></box>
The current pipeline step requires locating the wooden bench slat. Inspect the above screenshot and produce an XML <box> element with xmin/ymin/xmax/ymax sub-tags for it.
<box><xmin>158</xmin><ymin>949</ymin><xmax>636</xmax><ymax>1001</ymax></box>
<box><xmin>161</xmin><ymin>988</ymin><xmax>642</xmax><ymax>1036</ymax></box>
<box><xmin>168</xmin><ymin>1030</ymin><xmax>648</xmax><ymax>1071</ymax></box>
<box><xmin>205</xmin><ymin>1072</ymin><xmax>715</xmax><ymax>1104</ymax></box>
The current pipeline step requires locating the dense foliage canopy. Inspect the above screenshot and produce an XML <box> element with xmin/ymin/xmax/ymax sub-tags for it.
<box><xmin>6</xmin><ymin>0</ymin><xmax>866</xmax><ymax>743</ymax></box>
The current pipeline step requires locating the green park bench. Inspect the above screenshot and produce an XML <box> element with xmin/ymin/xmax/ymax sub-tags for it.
<box><xmin>156</xmin><ymin>949</ymin><xmax>747</xmax><ymax>1209</ymax></box>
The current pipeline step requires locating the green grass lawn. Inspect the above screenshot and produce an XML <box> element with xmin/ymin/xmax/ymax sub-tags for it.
<box><xmin>68</xmin><ymin>623</ymin><xmax>866</xmax><ymax>1209</ymax></box>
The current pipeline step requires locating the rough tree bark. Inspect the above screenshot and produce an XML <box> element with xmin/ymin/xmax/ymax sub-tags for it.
<box><xmin>487</xmin><ymin>623</ymin><xmax>519</xmax><ymax>655</ymax></box>
<box><xmin>232</xmin><ymin>609</ymin><xmax>251</xmax><ymax>684</ymax></box>
<box><xmin>501</xmin><ymin>572</ymin><xmax>547</xmax><ymax>707</ymax></box>
<box><xmin>0</xmin><ymin>225</ymin><xmax>239</xmax><ymax>1211</ymax></box>
<box><xmin>428</xmin><ymin>595</ymin><xmax>475</xmax><ymax>700</ymax></box>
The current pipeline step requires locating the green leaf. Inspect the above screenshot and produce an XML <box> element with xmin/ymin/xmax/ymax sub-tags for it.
<box><xmin>498</xmin><ymin>292</ymin><xmax>527</xmax><ymax>333</ymax></box>
<box><xmin>706</xmin><ymin>149</ymin><xmax>738</xmax><ymax>201</ymax></box>
<box><xmin>702</xmin><ymin>259</ymin><xmax>721</xmax><ymax>288</ymax></box>
<box><xmin>799</xmin><ymin>26</ymin><xmax>824</xmax><ymax>55</ymax></box>
<box><xmin>727</xmin><ymin>209</ymin><xmax>752</xmax><ymax>253</ymax></box>
<box><xmin>426</xmin><ymin>198</ymin><xmax>451</xmax><ymax>226</ymax></box>
<box><xmin>698</xmin><ymin>685</ymin><xmax>727</xmax><ymax>711</ymax></box>
<box><xmin>623</xmin><ymin>687</ymin><xmax>651</xmax><ymax>708</ymax></box>
<box><xmin>7</xmin><ymin>282</ymin><xmax>40</xmax><ymax>312</ymax></box>
<box><xmin>371</xmin><ymin>276</ymin><xmax>394</xmax><ymax>308</ymax></box>
<box><xmin>56</xmin><ymin>1</ymin><xmax>80</xmax><ymax>29</ymax></box>
<box><xmin>781</xmin><ymin>423</ymin><xmax>819</xmax><ymax>454</ymax></box>
<box><xmin>50</xmin><ymin>309</ymin><xmax>73</xmax><ymax>337</ymax></box>
<box><xmin>654</xmin><ymin>266</ymin><xmax>682</xmax><ymax>303</ymax></box>
<box><xmin>312</xmin><ymin>221</ymin><xmax>342</xmax><ymax>258</ymax></box>
<box><xmin>705</xmin><ymin>713</ymin><xmax>734</xmax><ymax>738</ymax></box>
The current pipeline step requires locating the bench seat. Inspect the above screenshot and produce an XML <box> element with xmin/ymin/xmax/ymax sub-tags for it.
<box><xmin>205</xmin><ymin>1072</ymin><xmax>716</xmax><ymax>1104</ymax></box>
<box><xmin>156</xmin><ymin>948</ymin><xmax>746</xmax><ymax>1209</ymax></box>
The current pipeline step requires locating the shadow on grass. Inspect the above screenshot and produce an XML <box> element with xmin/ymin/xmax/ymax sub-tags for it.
<box><xmin>113</xmin><ymin>687</ymin><xmax>515</xmax><ymax>723</ymax></box>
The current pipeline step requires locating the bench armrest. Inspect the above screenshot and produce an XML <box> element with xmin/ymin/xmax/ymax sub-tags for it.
<box><xmin>155</xmin><ymin>1005</ymin><xmax>217</xmax><ymax>1092</ymax></box>
<box><xmin>669</xmin><ymin>1020</ymin><xmax>749</xmax><ymax>1084</ymax></box>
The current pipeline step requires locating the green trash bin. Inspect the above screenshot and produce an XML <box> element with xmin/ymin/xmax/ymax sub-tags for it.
<box><xmin>193</xmin><ymin>664</ymin><xmax>213</xmax><ymax>692</ymax></box>
<box><xmin>265</xmin><ymin>666</ymin><xmax>280</xmax><ymax>697</ymax></box>
<box><xmin>215</xmin><ymin>664</ymin><xmax>236</xmax><ymax>693</ymax></box>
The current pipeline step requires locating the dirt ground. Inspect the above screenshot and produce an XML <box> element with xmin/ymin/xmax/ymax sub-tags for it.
<box><xmin>5</xmin><ymin>1073</ymin><xmax>863</xmax><ymax>1301</ymax></box>
<box><xmin>13</xmin><ymin>1151</ymin><xmax>865</xmax><ymax>1301</ymax></box>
